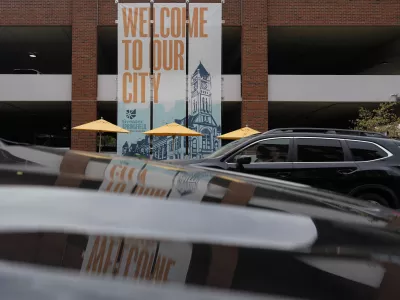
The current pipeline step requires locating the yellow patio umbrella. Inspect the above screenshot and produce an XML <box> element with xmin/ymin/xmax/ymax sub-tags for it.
<box><xmin>72</xmin><ymin>117</ymin><xmax>129</xmax><ymax>152</ymax></box>
<box><xmin>143</xmin><ymin>122</ymin><xmax>202</xmax><ymax>152</ymax></box>
<box><xmin>217</xmin><ymin>125</ymin><xmax>260</xmax><ymax>140</ymax></box>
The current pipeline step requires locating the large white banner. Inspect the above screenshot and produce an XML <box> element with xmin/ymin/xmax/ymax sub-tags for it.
<box><xmin>188</xmin><ymin>3</ymin><xmax>222</xmax><ymax>159</ymax></box>
<box><xmin>117</xmin><ymin>3</ymin><xmax>151</xmax><ymax>158</ymax></box>
<box><xmin>152</xmin><ymin>3</ymin><xmax>187</xmax><ymax>160</ymax></box>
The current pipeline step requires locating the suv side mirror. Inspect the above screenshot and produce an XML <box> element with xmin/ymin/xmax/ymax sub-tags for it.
<box><xmin>237</xmin><ymin>156</ymin><xmax>251</xmax><ymax>165</ymax></box>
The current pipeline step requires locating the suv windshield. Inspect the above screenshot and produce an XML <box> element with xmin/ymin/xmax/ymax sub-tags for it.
<box><xmin>206</xmin><ymin>134</ymin><xmax>259</xmax><ymax>159</ymax></box>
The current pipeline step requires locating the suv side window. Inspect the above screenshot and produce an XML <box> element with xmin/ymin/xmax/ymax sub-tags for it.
<box><xmin>347</xmin><ymin>140</ymin><xmax>388</xmax><ymax>161</ymax></box>
<box><xmin>228</xmin><ymin>138</ymin><xmax>291</xmax><ymax>163</ymax></box>
<box><xmin>296</xmin><ymin>138</ymin><xmax>344</xmax><ymax>162</ymax></box>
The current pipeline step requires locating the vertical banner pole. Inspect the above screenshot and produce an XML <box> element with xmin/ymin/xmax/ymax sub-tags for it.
<box><xmin>150</xmin><ymin>0</ymin><xmax>154</xmax><ymax>160</ymax></box>
<box><xmin>185</xmin><ymin>0</ymin><xmax>190</xmax><ymax>157</ymax></box>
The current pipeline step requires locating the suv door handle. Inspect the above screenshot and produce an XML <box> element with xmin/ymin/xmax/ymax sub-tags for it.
<box><xmin>277</xmin><ymin>172</ymin><xmax>291</xmax><ymax>178</ymax></box>
<box><xmin>337</xmin><ymin>168</ymin><xmax>356</xmax><ymax>175</ymax></box>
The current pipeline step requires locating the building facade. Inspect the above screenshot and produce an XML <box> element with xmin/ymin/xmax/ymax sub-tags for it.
<box><xmin>1</xmin><ymin>0</ymin><xmax>400</xmax><ymax>151</ymax></box>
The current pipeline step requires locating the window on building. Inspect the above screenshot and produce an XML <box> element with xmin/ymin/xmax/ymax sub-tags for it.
<box><xmin>347</xmin><ymin>141</ymin><xmax>388</xmax><ymax>161</ymax></box>
<box><xmin>229</xmin><ymin>138</ymin><xmax>290</xmax><ymax>163</ymax></box>
<box><xmin>192</xmin><ymin>138</ymin><xmax>197</xmax><ymax>154</ymax></box>
<box><xmin>201</xmin><ymin>129</ymin><xmax>211</xmax><ymax>150</ymax></box>
<box><xmin>296</xmin><ymin>138</ymin><xmax>344</xmax><ymax>162</ymax></box>
<box><xmin>214</xmin><ymin>140</ymin><xmax>219</xmax><ymax>151</ymax></box>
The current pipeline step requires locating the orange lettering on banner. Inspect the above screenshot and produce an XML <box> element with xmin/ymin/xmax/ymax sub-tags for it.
<box><xmin>153</xmin><ymin>7</ymin><xmax>186</xmax><ymax>38</ymax></box>
<box><xmin>123</xmin><ymin>7</ymin><xmax>150</xmax><ymax>38</ymax></box>
<box><xmin>153</xmin><ymin>40</ymin><xmax>162</xmax><ymax>71</ymax></box>
<box><xmin>189</xmin><ymin>7</ymin><xmax>208</xmax><ymax>38</ymax></box>
<box><xmin>158</xmin><ymin>7</ymin><xmax>169</xmax><ymax>38</ymax></box>
<box><xmin>122</xmin><ymin>40</ymin><xmax>130</xmax><ymax>70</ymax></box>
<box><xmin>132</xmin><ymin>40</ymin><xmax>143</xmax><ymax>70</ymax></box>
<box><xmin>123</xmin><ymin>8</ymin><xmax>138</xmax><ymax>38</ymax></box>
<box><xmin>123</xmin><ymin>72</ymin><xmax>133</xmax><ymax>103</ymax></box>
<box><xmin>139</xmin><ymin>7</ymin><xmax>150</xmax><ymax>38</ymax></box>
<box><xmin>162</xmin><ymin>40</ymin><xmax>173</xmax><ymax>71</ymax></box>
<box><xmin>153</xmin><ymin>73</ymin><xmax>161</xmax><ymax>103</ymax></box>
<box><xmin>139</xmin><ymin>72</ymin><xmax>147</xmax><ymax>102</ymax></box>
<box><xmin>153</xmin><ymin>40</ymin><xmax>184</xmax><ymax>71</ymax></box>
<box><xmin>86</xmin><ymin>237</ymin><xmax>107</xmax><ymax>273</ymax></box>
<box><xmin>174</xmin><ymin>40</ymin><xmax>184</xmax><ymax>70</ymax></box>
<box><xmin>189</xmin><ymin>8</ymin><xmax>198</xmax><ymax>38</ymax></box>
<box><xmin>170</xmin><ymin>7</ymin><xmax>183</xmax><ymax>38</ymax></box>
<box><xmin>199</xmin><ymin>7</ymin><xmax>208</xmax><ymax>37</ymax></box>
<box><xmin>122</xmin><ymin>72</ymin><xmax>150</xmax><ymax>103</ymax></box>
<box><xmin>122</xmin><ymin>40</ymin><xmax>143</xmax><ymax>71</ymax></box>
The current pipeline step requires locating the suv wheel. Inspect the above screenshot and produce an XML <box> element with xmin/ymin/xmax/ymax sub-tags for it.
<box><xmin>356</xmin><ymin>192</ymin><xmax>390</xmax><ymax>208</ymax></box>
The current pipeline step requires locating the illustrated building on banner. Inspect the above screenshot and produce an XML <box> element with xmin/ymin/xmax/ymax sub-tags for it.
<box><xmin>187</xmin><ymin>3</ymin><xmax>222</xmax><ymax>159</ymax></box>
<box><xmin>152</xmin><ymin>62</ymin><xmax>221</xmax><ymax>160</ymax></box>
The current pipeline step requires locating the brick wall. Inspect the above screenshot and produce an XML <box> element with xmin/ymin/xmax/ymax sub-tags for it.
<box><xmin>241</xmin><ymin>0</ymin><xmax>268</xmax><ymax>131</ymax></box>
<box><xmin>71</xmin><ymin>0</ymin><xmax>98</xmax><ymax>151</ymax></box>
<box><xmin>268</xmin><ymin>0</ymin><xmax>400</xmax><ymax>26</ymax></box>
<box><xmin>0</xmin><ymin>0</ymin><xmax>72</xmax><ymax>25</ymax></box>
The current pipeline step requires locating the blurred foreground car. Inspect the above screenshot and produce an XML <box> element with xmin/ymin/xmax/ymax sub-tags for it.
<box><xmin>0</xmin><ymin>142</ymin><xmax>400</xmax><ymax>299</ymax></box>
<box><xmin>0</xmin><ymin>186</ymin><xmax>400</xmax><ymax>300</ymax></box>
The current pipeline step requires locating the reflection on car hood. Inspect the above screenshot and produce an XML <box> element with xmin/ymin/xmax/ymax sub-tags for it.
<box><xmin>0</xmin><ymin>143</ymin><xmax>399</xmax><ymax>229</ymax></box>
<box><xmin>0</xmin><ymin>260</ymin><xmax>285</xmax><ymax>300</ymax></box>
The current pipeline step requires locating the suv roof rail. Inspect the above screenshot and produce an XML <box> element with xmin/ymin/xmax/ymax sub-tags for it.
<box><xmin>265</xmin><ymin>128</ymin><xmax>388</xmax><ymax>137</ymax></box>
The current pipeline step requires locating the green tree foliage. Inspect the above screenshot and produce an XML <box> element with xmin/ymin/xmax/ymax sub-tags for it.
<box><xmin>96</xmin><ymin>135</ymin><xmax>117</xmax><ymax>147</ymax></box>
<box><xmin>352</xmin><ymin>102</ymin><xmax>400</xmax><ymax>137</ymax></box>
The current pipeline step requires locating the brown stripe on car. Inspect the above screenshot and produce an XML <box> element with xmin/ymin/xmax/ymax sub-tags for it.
<box><xmin>206</xmin><ymin>181</ymin><xmax>256</xmax><ymax>288</ymax></box>
<box><xmin>54</xmin><ymin>151</ymin><xmax>92</xmax><ymax>188</ymax></box>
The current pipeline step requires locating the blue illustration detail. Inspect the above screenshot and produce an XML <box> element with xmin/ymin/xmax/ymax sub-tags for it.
<box><xmin>126</xmin><ymin>109</ymin><xmax>136</xmax><ymax>119</ymax></box>
<box><xmin>121</xmin><ymin>135</ymin><xmax>150</xmax><ymax>158</ymax></box>
<box><xmin>120</xmin><ymin>62</ymin><xmax>221</xmax><ymax>160</ymax></box>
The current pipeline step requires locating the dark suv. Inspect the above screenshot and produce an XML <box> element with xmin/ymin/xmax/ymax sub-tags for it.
<box><xmin>171</xmin><ymin>128</ymin><xmax>400</xmax><ymax>208</ymax></box>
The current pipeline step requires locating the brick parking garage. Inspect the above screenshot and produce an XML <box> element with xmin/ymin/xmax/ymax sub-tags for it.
<box><xmin>1</xmin><ymin>0</ymin><xmax>400</xmax><ymax>153</ymax></box>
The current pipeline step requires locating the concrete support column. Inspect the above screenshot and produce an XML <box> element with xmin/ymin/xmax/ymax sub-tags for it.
<box><xmin>241</xmin><ymin>0</ymin><xmax>268</xmax><ymax>131</ymax></box>
<box><xmin>71</xmin><ymin>0</ymin><xmax>98</xmax><ymax>151</ymax></box>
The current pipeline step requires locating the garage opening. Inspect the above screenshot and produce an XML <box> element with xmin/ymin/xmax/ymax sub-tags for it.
<box><xmin>0</xmin><ymin>26</ymin><xmax>72</xmax><ymax>74</ymax></box>
<box><xmin>268</xmin><ymin>26</ymin><xmax>400</xmax><ymax>75</ymax></box>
